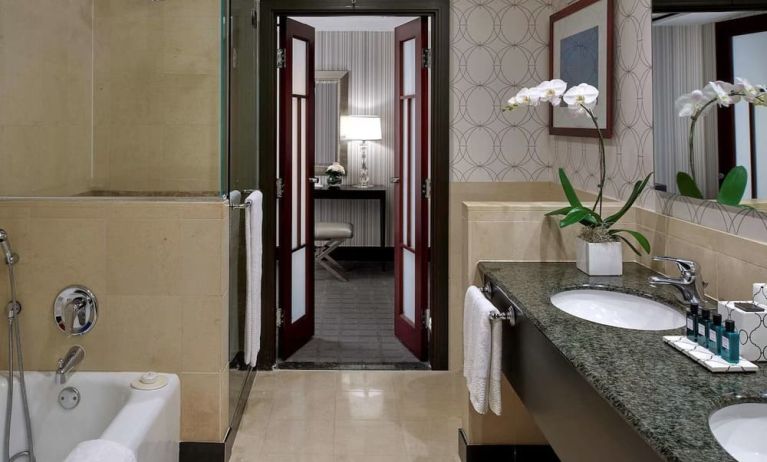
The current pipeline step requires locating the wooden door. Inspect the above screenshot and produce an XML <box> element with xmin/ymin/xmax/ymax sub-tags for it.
<box><xmin>393</xmin><ymin>18</ymin><xmax>429</xmax><ymax>360</ymax></box>
<box><xmin>278</xmin><ymin>18</ymin><xmax>315</xmax><ymax>359</ymax></box>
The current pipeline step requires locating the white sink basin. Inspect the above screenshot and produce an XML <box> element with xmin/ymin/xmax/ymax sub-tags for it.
<box><xmin>550</xmin><ymin>289</ymin><xmax>685</xmax><ymax>331</ymax></box>
<box><xmin>709</xmin><ymin>403</ymin><xmax>767</xmax><ymax>462</ymax></box>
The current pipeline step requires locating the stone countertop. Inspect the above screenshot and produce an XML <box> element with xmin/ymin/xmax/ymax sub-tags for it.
<box><xmin>478</xmin><ymin>261</ymin><xmax>767</xmax><ymax>462</ymax></box>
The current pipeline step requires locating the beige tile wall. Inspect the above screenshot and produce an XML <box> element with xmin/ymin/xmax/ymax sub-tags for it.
<box><xmin>93</xmin><ymin>0</ymin><xmax>220</xmax><ymax>192</ymax></box>
<box><xmin>0</xmin><ymin>0</ymin><xmax>94</xmax><ymax>196</ymax></box>
<box><xmin>0</xmin><ymin>198</ymin><xmax>229</xmax><ymax>443</ymax></box>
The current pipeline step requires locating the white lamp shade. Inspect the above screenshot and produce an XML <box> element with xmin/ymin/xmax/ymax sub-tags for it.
<box><xmin>340</xmin><ymin>115</ymin><xmax>382</xmax><ymax>141</ymax></box>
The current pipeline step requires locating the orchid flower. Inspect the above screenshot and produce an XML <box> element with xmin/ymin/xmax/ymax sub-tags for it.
<box><xmin>674</xmin><ymin>90</ymin><xmax>711</xmax><ymax>117</ymax></box>
<box><xmin>536</xmin><ymin>79</ymin><xmax>567</xmax><ymax>105</ymax></box>
<box><xmin>735</xmin><ymin>77</ymin><xmax>767</xmax><ymax>105</ymax></box>
<box><xmin>706</xmin><ymin>81</ymin><xmax>740</xmax><ymax>107</ymax></box>
<box><xmin>515</xmin><ymin>87</ymin><xmax>542</xmax><ymax>106</ymax></box>
<box><xmin>563</xmin><ymin>83</ymin><xmax>599</xmax><ymax>114</ymax></box>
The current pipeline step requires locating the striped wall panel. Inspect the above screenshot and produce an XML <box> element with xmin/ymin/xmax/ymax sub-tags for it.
<box><xmin>314</xmin><ymin>31</ymin><xmax>396</xmax><ymax>247</ymax></box>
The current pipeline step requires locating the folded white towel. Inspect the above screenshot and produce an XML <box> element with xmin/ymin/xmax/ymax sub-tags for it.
<box><xmin>244</xmin><ymin>191</ymin><xmax>263</xmax><ymax>367</ymax></box>
<box><xmin>463</xmin><ymin>285</ymin><xmax>502</xmax><ymax>415</ymax></box>
<box><xmin>64</xmin><ymin>439</ymin><xmax>136</xmax><ymax>462</ymax></box>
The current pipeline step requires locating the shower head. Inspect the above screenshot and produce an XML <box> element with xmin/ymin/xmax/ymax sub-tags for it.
<box><xmin>0</xmin><ymin>229</ymin><xmax>17</xmax><ymax>265</ymax></box>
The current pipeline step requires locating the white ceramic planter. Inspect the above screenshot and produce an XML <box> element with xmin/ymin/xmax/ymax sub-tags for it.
<box><xmin>575</xmin><ymin>237</ymin><xmax>623</xmax><ymax>276</ymax></box>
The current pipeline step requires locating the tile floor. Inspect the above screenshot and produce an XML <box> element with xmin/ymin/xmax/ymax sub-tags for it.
<box><xmin>231</xmin><ymin>370</ymin><xmax>464</xmax><ymax>461</ymax></box>
<box><xmin>284</xmin><ymin>262</ymin><xmax>420</xmax><ymax>364</ymax></box>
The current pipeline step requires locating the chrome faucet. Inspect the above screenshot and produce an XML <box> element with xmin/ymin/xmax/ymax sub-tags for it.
<box><xmin>648</xmin><ymin>256</ymin><xmax>707</xmax><ymax>308</ymax></box>
<box><xmin>55</xmin><ymin>345</ymin><xmax>85</xmax><ymax>385</ymax></box>
<box><xmin>63</xmin><ymin>297</ymin><xmax>88</xmax><ymax>334</ymax></box>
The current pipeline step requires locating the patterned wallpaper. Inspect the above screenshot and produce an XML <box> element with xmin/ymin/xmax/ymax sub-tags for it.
<box><xmin>449</xmin><ymin>0</ymin><xmax>555</xmax><ymax>182</ymax></box>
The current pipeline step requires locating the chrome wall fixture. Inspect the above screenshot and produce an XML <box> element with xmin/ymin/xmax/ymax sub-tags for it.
<box><xmin>53</xmin><ymin>286</ymin><xmax>98</xmax><ymax>336</ymax></box>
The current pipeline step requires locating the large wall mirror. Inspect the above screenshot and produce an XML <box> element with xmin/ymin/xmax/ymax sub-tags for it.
<box><xmin>315</xmin><ymin>70</ymin><xmax>349</xmax><ymax>175</ymax></box>
<box><xmin>652</xmin><ymin>10</ymin><xmax>767</xmax><ymax>212</ymax></box>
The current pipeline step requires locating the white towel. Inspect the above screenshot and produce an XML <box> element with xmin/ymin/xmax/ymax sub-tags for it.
<box><xmin>64</xmin><ymin>439</ymin><xmax>136</xmax><ymax>462</ymax></box>
<box><xmin>463</xmin><ymin>285</ymin><xmax>502</xmax><ymax>415</ymax></box>
<box><xmin>244</xmin><ymin>191</ymin><xmax>263</xmax><ymax>367</ymax></box>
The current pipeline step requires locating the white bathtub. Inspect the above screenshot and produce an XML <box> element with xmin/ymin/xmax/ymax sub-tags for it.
<box><xmin>0</xmin><ymin>372</ymin><xmax>180</xmax><ymax>462</ymax></box>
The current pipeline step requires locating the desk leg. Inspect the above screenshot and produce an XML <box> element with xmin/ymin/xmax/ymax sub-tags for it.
<box><xmin>380</xmin><ymin>196</ymin><xmax>386</xmax><ymax>271</ymax></box>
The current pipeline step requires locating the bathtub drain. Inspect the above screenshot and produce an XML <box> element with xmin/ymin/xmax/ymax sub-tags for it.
<box><xmin>58</xmin><ymin>387</ymin><xmax>80</xmax><ymax>410</ymax></box>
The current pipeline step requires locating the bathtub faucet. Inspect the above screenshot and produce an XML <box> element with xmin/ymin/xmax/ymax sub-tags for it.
<box><xmin>55</xmin><ymin>345</ymin><xmax>85</xmax><ymax>385</ymax></box>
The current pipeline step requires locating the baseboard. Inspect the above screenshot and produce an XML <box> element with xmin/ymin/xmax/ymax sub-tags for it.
<box><xmin>332</xmin><ymin>246</ymin><xmax>393</xmax><ymax>261</ymax></box>
<box><xmin>180</xmin><ymin>442</ymin><xmax>225</xmax><ymax>462</ymax></box>
<box><xmin>458</xmin><ymin>429</ymin><xmax>559</xmax><ymax>462</ymax></box>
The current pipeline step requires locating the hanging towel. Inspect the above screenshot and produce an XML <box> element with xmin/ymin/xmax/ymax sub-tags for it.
<box><xmin>463</xmin><ymin>285</ymin><xmax>503</xmax><ymax>415</ymax></box>
<box><xmin>64</xmin><ymin>439</ymin><xmax>137</xmax><ymax>462</ymax></box>
<box><xmin>244</xmin><ymin>191</ymin><xmax>263</xmax><ymax>367</ymax></box>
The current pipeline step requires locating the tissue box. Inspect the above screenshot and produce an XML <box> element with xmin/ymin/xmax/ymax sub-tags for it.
<box><xmin>718</xmin><ymin>301</ymin><xmax>767</xmax><ymax>362</ymax></box>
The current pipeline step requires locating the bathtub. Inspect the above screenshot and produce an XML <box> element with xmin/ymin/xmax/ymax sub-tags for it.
<box><xmin>0</xmin><ymin>372</ymin><xmax>179</xmax><ymax>462</ymax></box>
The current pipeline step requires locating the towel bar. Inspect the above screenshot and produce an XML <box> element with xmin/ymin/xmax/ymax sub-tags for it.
<box><xmin>481</xmin><ymin>279</ymin><xmax>521</xmax><ymax>327</ymax></box>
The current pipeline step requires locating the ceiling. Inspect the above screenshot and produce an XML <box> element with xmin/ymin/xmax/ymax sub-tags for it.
<box><xmin>651</xmin><ymin>11</ymin><xmax>764</xmax><ymax>26</ymax></box>
<box><xmin>290</xmin><ymin>16</ymin><xmax>418</xmax><ymax>32</ymax></box>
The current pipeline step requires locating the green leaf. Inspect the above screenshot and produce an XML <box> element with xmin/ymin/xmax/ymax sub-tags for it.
<box><xmin>558</xmin><ymin>168</ymin><xmax>583</xmax><ymax>209</ymax></box>
<box><xmin>604</xmin><ymin>173</ymin><xmax>653</xmax><ymax>225</ymax></box>
<box><xmin>717</xmin><ymin>166</ymin><xmax>748</xmax><ymax>206</ymax></box>
<box><xmin>676</xmin><ymin>172</ymin><xmax>704</xmax><ymax>199</ymax></box>
<box><xmin>610</xmin><ymin>229</ymin><xmax>651</xmax><ymax>254</ymax></box>
<box><xmin>614</xmin><ymin>234</ymin><xmax>642</xmax><ymax>256</ymax></box>
<box><xmin>545</xmin><ymin>206</ymin><xmax>572</xmax><ymax>217</ymax></box>
<box><xmin>560</xmin><ymin>207</ymin><xmax>602</xmax><ymax>228</ymax></box>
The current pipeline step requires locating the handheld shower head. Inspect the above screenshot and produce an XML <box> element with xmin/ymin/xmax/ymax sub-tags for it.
<box><xmin>0</xmin><ymin>229</ymin><xmax>18</xmax><ymax>265</ymax></box>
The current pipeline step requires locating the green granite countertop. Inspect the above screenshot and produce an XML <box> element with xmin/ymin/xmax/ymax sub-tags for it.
<box><xmin>478</xmin><ymin>261</ymin><xmax>767</xmax><ymax>462</ymax></box>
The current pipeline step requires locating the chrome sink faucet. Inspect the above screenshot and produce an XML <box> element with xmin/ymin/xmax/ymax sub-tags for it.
<box><xmin>648</xmin><ymin>256</ymin><xmax>707</xmax><ymax>308</ymax></box>
<box><xmin>55</xmin><ymin>345</ymin><xmax>85</xmax><ymax>385</ymax></box>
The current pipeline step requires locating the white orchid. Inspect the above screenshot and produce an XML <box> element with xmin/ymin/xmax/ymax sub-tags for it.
<box><xmin>506</xmin><ymin>95</ymin><xmax>520</xmax><ymax>110</ymax></box>
<box><xmin>708</xmin><ymin>81</ymin><xmax>742</xmax><ymax>106</ymax></box>
<box><xmin>515</xmin><ymin>87</ymin><xmax>542</xmax><ymax>106</ymax></box>
<box><xmin>536</xmin><ymin>79</ymin><xmax>568</xmax><ymax>105</ymax></box>
<box><xmin>735</xmin><ymin>77</ymin><xmax>767</xmax><ymax>105</ymax></box>
<box><xmin>675</xmin><ymin>90</ymin><xmax>711</xmax><ymax>117</ymax></box>
<box><xmin>563</xmin><ymin>83</ymin><xmax>599</xmax><ymax>114</ymax></box>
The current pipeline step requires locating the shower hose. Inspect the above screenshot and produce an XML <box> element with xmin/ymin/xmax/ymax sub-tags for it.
<box><xmin>1</xmin><ymin>232</ymin><xmax>35</xmax><ymax>462</ymax></box>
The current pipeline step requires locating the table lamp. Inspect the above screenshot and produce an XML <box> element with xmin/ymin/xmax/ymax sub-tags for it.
<box><xmin>340</xmin><ymin>115</ymin><xmax>382</xmax><ymax>188</ymax></box>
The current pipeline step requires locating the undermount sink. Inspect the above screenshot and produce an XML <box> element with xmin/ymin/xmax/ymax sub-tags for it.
<box><xmin>550</xmin><ymin>289</ymin><xmax>686</xmax><ymax>331</ymax></box>
<box><xmin>709</xmin><ymin>403</ymin><xmax>767</xmax><ymax>462</ymax></box>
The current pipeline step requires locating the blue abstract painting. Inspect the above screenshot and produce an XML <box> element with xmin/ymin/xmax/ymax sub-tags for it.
<box><xmin>560</xmin><ymin>26</ymin><xmax>599</xmax><ymax>88</ymax></box>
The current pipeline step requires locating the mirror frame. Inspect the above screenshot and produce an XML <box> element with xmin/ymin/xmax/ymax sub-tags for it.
<box><xmin>314</xmin><ymin>70</ymin><xmax>349</xmax><ymax>175</ymax></box>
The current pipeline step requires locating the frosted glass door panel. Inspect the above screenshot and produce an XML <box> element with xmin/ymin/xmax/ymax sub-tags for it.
<box><xmin>300</xmin><ymin>98</ymin><xmax>307</xmax><ymax>245</ymax></box>
<box><xmin>291</xmin><ymin>248</ymin><xmax>306</xmax><ymax>321</ymax></box>
<box><xmin>409</xmin><ymin>98</ymin><xmax>416</xmax><ymax>249</ymax></box>
<box><xmin>403</xmin><ymin>39</ymin><xmax>416</xmax><ymax>96</ymax></box>
<box><xmin>292</xmin><ymin>38</ymin><xmax>307</xmax><ymax>96</ymax></box>
<box><xmin>292</xmin><ymin>97</ymin><xmax>299</xmax><ymax>249</ymax></box>
<box><xmin>403</xmin><ymin>249</ymin><xmax>415</xmax><ymax>323</ymax></box>
<box><xmin>402</xmin><ymin>99</ymin><xmax>409</xmax><ymax>245</ymax></box>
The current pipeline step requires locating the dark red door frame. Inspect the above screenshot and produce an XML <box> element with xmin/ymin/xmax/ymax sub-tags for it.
<box><xmin>258</xmin><ymin>0</ymin><xmax>451</xmax><ymax>370</ymax></box>
<box><xmin>394</xmin><ymin>18</ymin><xmax>430</xmax><ymax>360</ymax></box>
<box><xmin>278</xmin><ymin>18</ymin><xmax>316</xmax><ymax>359</ymax></box>
<box><xmin>715</xmin><ymin>13</ymin><xmax>767</xmax><ymax>192</ymax></box>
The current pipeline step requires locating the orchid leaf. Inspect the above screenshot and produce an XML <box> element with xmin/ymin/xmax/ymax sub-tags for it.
<box><xmin>604</xmin><ymin>173</ymin><xmax>653</xmax><ymax>226</ymax></box>
<box><xmin>614</xmin><ymin>234</ymin><xmax>642</xmax><ymax>256</ymax></box>
<box><xmin>610</xmin><ymin>229</ymin><xmax>651</xmax><ymax>255</ymax></box>
<box><xmin>676</xmin><ymin>172</ymin><xmax>704</xmax><ymax>199</ymax></box>
<box><xmin>545</xmin><ymin>206</ymin><xmax>573</xmax><ymax>217</ymax></box>
<box><xmin>560</xmin><ymin>207</ymin><xmax>602</xmax><ymax>228</ymax></box>
<box><xmin>558</xmin><ymin>168</ymin><xmax>583</xmax><ymax>209</ymax></box>
<box><xmin>717</xmin><ymin>166</ymin><xmax>748</xmax><ymax>206</ymax></box>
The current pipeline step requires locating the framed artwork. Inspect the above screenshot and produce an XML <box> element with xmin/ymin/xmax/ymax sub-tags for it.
<box><xmin>549</xmin><ymin>0</ymin><xmax>614</xmax><ymax>138</ymax></box>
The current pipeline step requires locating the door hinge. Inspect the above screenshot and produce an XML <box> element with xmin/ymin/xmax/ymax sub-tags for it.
<box><xmin>251</xmin><ymin>8</ymin><xmax>257</xmax><ymax>28</ymax></box>
<box><xmin>276</xmin><ymin>177</ymin><xmax>285</xmax><ymax>198</ymax></box>
<box><xmin>424</xmin><ymin>308</ymin><xmax>432</xmax><ymax>332</ymax></box>
<box><xmin>276</xmin><ymin>307</ymin><xmax>284</xmax><ymax>328</ymax></box>
<box><xmin>421</xmin><ymin>178</ymin><xmax>431</xmax><ymax>199</ymax></box>
<box><xmin>276</xmin><ymin>48</ymin><xmax>287</xmax><ymax>69</ymax></box>
<box><xmin>422</xmin><ymin>48</ymin><xmax>432</xmax><ymax>69</ymax></box>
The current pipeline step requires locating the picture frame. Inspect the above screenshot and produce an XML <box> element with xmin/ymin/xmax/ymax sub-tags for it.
<box><xmin>549</xmin><ymin>0</ymin><xmax>614</xmax><ymax>138</ymax></box>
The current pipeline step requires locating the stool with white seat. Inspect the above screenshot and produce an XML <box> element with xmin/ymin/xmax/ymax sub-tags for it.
<box><xmin>315</xmin><ymin>222</ymin><xmax>354</xmax><ymax>281</ymax></box>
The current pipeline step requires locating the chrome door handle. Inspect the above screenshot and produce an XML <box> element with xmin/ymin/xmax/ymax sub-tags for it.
<box><xmin>309</xmin><ymin>177</ymin><xmax>319</xmax><ymax>184</ymax></box>
<box><xmin>390</xmin><ymin>177</ymin><xmax>400</xmax><ymax>184</ymax></box>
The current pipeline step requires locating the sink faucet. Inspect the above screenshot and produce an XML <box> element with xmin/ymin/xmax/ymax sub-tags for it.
<box><xmin>55</xmin><ymin>345</ymin><xmax>85</xmax><ymax>385</ymax></box>
<box><xmin>648</xmin><ymin>256</ymin><xmax>707</xmax><ymax>308</ymax></box>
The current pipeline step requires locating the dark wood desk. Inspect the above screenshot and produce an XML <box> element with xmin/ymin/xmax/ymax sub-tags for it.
<box><xmin>313</xmin><ymin>185</ymin><xmax>387</xmax><ymax>251</ymax></box>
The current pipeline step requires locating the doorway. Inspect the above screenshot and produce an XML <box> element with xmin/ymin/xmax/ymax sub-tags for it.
<box><xmin>257</xmin><ymin>0</ymin><xmax>450</xmax><ymax>370</ymax></box>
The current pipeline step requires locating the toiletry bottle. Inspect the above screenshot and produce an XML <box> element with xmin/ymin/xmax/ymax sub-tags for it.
<box><xmin>686</xmin><ymin>305</ymin><xmax>699</xmax><ymax>342</ymax></box>
<box><xmin>721</xmin><ymin>319</ymin><xmax>740</xmax><ymax>364</ymax></box>
<box><xmin>698</xmin><ymin>309</ymin><xmax>710</xmax><ymax>347</ymax></box>
<box><xmin>708</xmin><ymin>313</ymin><xmax>723</xmax><ymax>355</ymax></box>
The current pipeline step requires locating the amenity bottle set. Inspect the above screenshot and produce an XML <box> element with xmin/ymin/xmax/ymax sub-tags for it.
<box><xmin>685</xmin><ymin>305</ymin><xmax>739</xmax><ymax>363</ymax></box>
